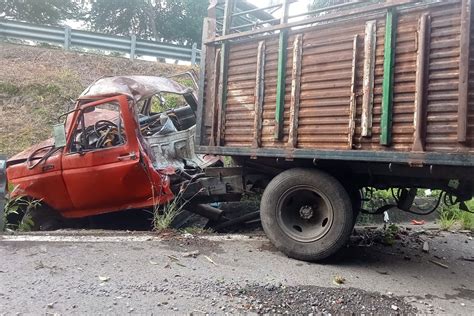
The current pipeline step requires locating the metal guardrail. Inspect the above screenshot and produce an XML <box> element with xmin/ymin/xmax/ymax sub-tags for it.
<box><xmin>0</xmin><ymin>19</ymin><xmax>201</xmax><ymax>65</ymax></box>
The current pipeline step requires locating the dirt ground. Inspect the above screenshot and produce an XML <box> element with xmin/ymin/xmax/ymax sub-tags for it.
<box><xmin>0</xmin><ymin>226</ymin><xmax>472</xmax><ymax>315</ymax></box>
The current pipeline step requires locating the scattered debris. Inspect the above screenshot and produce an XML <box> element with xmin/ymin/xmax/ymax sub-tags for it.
<box><xmin>459</xmin><ymin>256</ymin><xmax>474</xmax><ymax>262</ymax></box>
<box><xmin>149</xmin><ymin>260</ymin><xmax>159</xmax><ymax>265</ymax></box>
<box><xmin>98</xmin><ymin>276</ymin><xmax>110</xmax><ymax>282</ymax></box>
<box><xmin>422</xmin><ymin>241</ymin><xmax>430</xmax><ymax>253</ymax></box>
<box><xmin>428</xmin><ymin>260</ymin><xmax>449</xmax><ymax>269</ymax></box>
<box><xmin>391</xmin><ymin>304</ymin><xmax>399</xmax><ymax>311</ymax></box>
<box><xmin>182</xmin><ymin>250</ymin><xmax>200</xmax><ymax>258</ymax></box>
<box><xmin>411</xmin><ymin>220</ymin><xmax>426</xmax><ymax>225</ymax></box>
<box><xmin>204</xmin><ymin>255</ymin><xmax>217</xmax><ymax>266</ymax></box>
<box><xmin>333</xmin><ymin>275</ymin><xmax>346</xmax><ymax>285</ymax></box>
<box><xmin>167</xmin><ymin>255</ymin><xmax>180</xmax><ymax>262</ymax></box>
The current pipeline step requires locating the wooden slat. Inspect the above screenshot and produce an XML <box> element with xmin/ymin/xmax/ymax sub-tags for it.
<box><xmin>361</xmin><ymin>20</ymin><xmax>377</xmax><ymax>137</ymax></box>
<box><xmin>457</xmin><ymin>0</ymin><xmax>471</xmax><ymax>142</ymax></box>
<box><xmin>253</xmin><ymin>41</ymin><xmax>266</xmax><ymax>148</ymax></box>
<box><xmin>348</xmin><ymin>35</ymin><xmax>359</xmax><ymax>149</ymax></box>
<box><xmin>288</xmin><ymin>35</ymin><xmax>303</xmax><ymax>148</ymax></box>
<box><xmin>412</xmin><ymin>13</ymin><xmax>431</xmax><ymax>152</ymax></box>
<box><xmin>209</xmin><ymin>49</ymin><xmax>221</xmax><ymax>146</ymax></box>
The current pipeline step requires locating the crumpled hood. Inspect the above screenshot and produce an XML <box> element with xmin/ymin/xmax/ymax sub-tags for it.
<box><xmin>7</xmin><ymin>138</ymin><xmax>55</xmax><ymax>166</ymax></box>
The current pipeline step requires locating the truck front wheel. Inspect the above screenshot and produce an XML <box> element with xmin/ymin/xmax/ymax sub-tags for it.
<box><xmin>260</xmin><ymin>168</ymin><xmax>354</xmax><ymax>261</ymax></box>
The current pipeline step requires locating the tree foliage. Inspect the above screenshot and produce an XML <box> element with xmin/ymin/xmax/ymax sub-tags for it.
<box><xmin>0</xmin><ymin>0</ymin><xmax>79</xmax><ymax>25</ymax></box>
<box><xmin>87</xmin><ymin>0</ymin><xmax>208</xmax><ymax>45</ymax></box>
<box><xmin>309</xmin><ymin>0</ymin><xmax>351</xmax><ymax>9</ymax></box>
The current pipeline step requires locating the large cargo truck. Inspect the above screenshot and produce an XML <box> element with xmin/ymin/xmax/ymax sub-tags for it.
<box><xmin>195</xmin><ymin>0</ymin><xmax>474</xmax><ymax>260</ymax></box>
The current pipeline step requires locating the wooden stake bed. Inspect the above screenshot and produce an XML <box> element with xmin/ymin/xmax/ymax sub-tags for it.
<box><xmin>196</xmin><ymin>0</ymin><xmax>474</xmax><ymax>167</ymax></box>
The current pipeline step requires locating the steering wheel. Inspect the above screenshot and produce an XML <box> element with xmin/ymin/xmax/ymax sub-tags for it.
<box><xmin>94</xmin><ymin>120</ymin><xmax>117</xmax><ymax>137</ymax></box>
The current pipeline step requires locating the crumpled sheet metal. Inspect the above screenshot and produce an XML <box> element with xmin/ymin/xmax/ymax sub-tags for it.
<box><xmin>80</xmin><ymin>76</ymin><xmax>193</xmax><ymax>101</ymax></box>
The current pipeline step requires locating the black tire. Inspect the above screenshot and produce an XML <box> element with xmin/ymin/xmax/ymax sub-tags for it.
<box><xmin>260</xmin><ymin>168</ymin><xmax>354</xmax><ymax>261</ymax></box>
<box><xmin>348</xmin><ymin>187</ymin><xmax>362</xmax><ymax>224</ymax></box>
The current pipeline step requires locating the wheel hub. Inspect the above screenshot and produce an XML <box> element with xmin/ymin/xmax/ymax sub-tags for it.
<box><xmin>299</xmin><ymin>205</ymin><xmax>314</xmax><ymax>219</ymax></box>
<box><xmin>276</xmin><ymin>185</ymin><xmax>334</xmax><ymax>243</ymax></box>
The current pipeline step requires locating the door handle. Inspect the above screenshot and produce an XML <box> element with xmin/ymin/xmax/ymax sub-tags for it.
<box><xmin>42</xmin><ymin>164</ymin><xmax>55</xmax><ymax>172</ymax></box>
<box><xmin>118</xmin><ymin>152</ymin><xmax>137</xmax><ymax>161</ymax></box>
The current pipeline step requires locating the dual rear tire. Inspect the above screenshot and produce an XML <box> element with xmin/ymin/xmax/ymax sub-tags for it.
<box><xmin>260</xmin><ymin>168</ymin><xmax>354</xmax><ymax>261</ymax></box>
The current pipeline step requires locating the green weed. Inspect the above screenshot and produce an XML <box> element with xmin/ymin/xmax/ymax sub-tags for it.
<box><xmin>153</xmin><ymin>201</ymin><xmax>182</xmax><ymax>231</ymax></box>
<box><xmin>382</xmin><ymin>223</ymin><xmax>399</xmax><ymax>245</ymax></box>
<box><xmin>2</xmin><ymin>194</ymin><xmax>41</xmax><ymax>232</ymax></box>
<box><xmin>152</xmin><ymin>183</ymin><xmax>203</xmax><ymax>232</ymax></box>
<box><xmin>438</xmin><ymin>199</ymin><xmax>474</xmax><ymax>231</ymax></box>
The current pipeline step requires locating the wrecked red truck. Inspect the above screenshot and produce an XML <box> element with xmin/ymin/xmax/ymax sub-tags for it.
<box><xmin>5</xmin><ymin>75</ymin><xmax>246</xmax><ymax>229</ymax></box>
<box><xmin>3</xmin><ymin>0</ymin><xmax>474</xmax><ymax>262</ymax></box>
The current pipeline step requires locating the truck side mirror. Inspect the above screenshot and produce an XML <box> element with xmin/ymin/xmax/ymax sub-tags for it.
<box><xmin>53</xmin><ymin>124</ymin><xmax>67</xmax><ymax>148</ymax></box>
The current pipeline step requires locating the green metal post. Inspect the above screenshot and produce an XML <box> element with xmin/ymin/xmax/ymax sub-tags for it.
<box><xmin>380</xmin><ymin>9</ymin><xmax>397</xmax><ymax>146</ymax></box>
<box><xmin>274</xmin><ymin>0</ymin><xmax>290</xmax><ymax>140</ymax></box>
<box><xmin>275</xmin><ymin>31</ymin><xmax>288</xmax><ymax>140</ymax></box>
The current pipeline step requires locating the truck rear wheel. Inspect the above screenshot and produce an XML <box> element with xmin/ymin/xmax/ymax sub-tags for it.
<box><xmin>260</xmin><ymin>168</ymin><xmax>354</xmax><ymax>261</ymax></box>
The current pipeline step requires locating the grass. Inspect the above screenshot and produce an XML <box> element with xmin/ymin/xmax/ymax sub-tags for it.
<box><xmin>152</xmin><ymin>182</ymin><xmax>204</xmax><ymax>232</ymax></box>
<box><xmin>153</xmin><ymin>201</ymin><xmax>182</xmax><ymax>232</ymax></box>
<box><xmin>2</xmin><ymin>194</ymin><xmax>41</xmax><ymax>232</ymax></box>
<box><xmin>438</xmin><ymin>199</ymin><xmax>474</xmax><ymax>231</ymax></box>
<box><xmin>382</xmin><ymin>223</ymin><xmax>399</xmax><ymax>245</ymax></box>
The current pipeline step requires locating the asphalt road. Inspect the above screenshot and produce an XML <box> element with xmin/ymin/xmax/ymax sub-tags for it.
<box><xmin>0</xmin><ymin>227</ymin><xmax>473</xmax><ymax>315</ymax></box>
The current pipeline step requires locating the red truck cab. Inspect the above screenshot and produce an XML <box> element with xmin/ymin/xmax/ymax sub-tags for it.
<box><xmin>5</xmin><ymin>76</ymin><xmax>227</xmax><ymax>227</ymax></box>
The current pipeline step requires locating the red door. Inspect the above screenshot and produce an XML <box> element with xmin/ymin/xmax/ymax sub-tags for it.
<box><xmin>61</xmin><ymin>95</ymin><xmax>158</xmax><ymax>218</ymax></box>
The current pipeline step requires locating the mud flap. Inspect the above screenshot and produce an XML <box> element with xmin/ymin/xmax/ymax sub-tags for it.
<box><xmin>0</xmin><ymin>156</ymin><xmax>6</xmax><ymax>230</ymax></box>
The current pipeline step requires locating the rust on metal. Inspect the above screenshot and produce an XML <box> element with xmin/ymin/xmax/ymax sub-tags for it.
<box><xmin>457</xmin><ymin>0</ymin><xmax>471</xmax><ymax>143</ymax></box>
<box><xmin>361</xmin><ymin>20</ymin><xmax>376</xmax><ymax>137</ymax></box>
<box><xmin>253</xmin><ymin>41</ymin><xmax>266</xmax><ymax>148</ymax></box>
<box><xmin>412</xmin><ymin>13</ymin><xmax>431</xmax><ymax>152</ymax></box>
<box><xmin>348</xmin><ymin>34</ymin><xmax>358</xmax><ymax>149</ymax></box>
<box><xmin>288</xmin><ymin>34</ymin><xmax>303</xmax><ymax>148</ymax></box>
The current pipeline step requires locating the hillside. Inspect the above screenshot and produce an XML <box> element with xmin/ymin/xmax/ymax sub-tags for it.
<box><xmin>0</xmin><ymin>43</ymin><xmax>187</xmax><ymax>157</ymax></box>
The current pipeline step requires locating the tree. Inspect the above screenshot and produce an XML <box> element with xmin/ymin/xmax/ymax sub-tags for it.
<box><xmin>87</xmin><ymin>0</ymin><xmax>208</xmax><ymax>45</ymax></box>
<box><xmin>309</xmin><ymin>0</ymin><xmax>351</xmax><ymax>10</ymax></box>
<box><xmin>0</xmin><ymin>0</ymin><xmax>79</xmax><ymax>25</ymax></box>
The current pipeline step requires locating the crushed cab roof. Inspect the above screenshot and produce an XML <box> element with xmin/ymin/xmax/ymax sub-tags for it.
<box><xmin>79</xmin><ymin>76</ymin><xmax>193</xmax><ymax>101</ymax></box>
